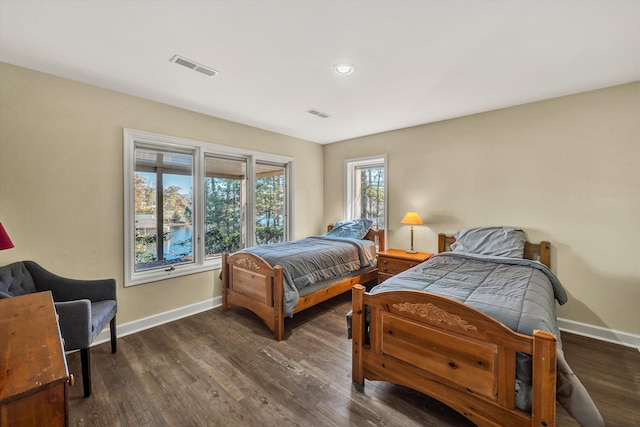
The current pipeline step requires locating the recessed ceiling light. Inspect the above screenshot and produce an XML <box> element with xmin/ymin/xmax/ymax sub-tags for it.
<box><xmin>333</xmin><ymin>63</ymin><xmax>354</xmax><ymax>75</ymax></box>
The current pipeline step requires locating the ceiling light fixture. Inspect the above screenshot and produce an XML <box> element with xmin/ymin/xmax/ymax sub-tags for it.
<box><xmin>333</xmin><ymin>63</ymin><xmax>354</xmax><ymax>75</ymax></box>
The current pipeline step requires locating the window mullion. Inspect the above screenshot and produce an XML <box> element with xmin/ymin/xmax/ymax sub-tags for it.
<box><xmin>245</xmin><ymin>156</ymin><xmax>256</xmax><ymax>248</ymax></box>
<box><xmin>155</xmin><ymin>168</ymin><xmax>165</xmax><ymax>262</ymax></box>
<box><xmin>193</xmin><ymin>149</ymin><xmax>204</xmax><ymax>265</ymax></box>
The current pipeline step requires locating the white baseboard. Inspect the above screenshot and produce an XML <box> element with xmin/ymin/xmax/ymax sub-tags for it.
<box><xmin>92</xmin><ymin>296</ymin><xmax>222</xmax><ymax>346</ymax></box>
<box><xmin>557</xmin><ymin>317</ymin><xmax>640</xmax><ymax>350</ymax></box>
<box><xmin>92</xmin><ymin>299</ymin><xmax>639</xmax><ymax>351</ymax></box>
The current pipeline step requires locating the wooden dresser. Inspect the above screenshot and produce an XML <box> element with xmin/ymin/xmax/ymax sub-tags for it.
<box><xmin>0</xmin><ymin>291</ymin><xmax>73</xmax><ymax>427</ymax></box>
<box><xmin>377</xmin><ymin>249</ymin><xmax>432</xmax><ymax>283</ymax></box>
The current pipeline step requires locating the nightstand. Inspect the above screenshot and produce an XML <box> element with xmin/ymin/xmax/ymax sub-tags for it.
<box><xmin>377</xmin><ymin>249</ymin><xmax>432</xmax><ymax>283</ymax></box>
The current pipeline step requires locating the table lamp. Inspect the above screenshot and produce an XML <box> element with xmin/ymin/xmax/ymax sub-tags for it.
<box><xmin>400</xmin><ymin>212</ymin><xmax>422</xmax><ymax>254</ymax></box>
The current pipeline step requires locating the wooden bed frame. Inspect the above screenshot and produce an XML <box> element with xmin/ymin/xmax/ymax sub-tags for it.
<box><xmin>222</xmin><ymin>227</ymin><xmax>385</xmax><ymax>341</ymax></box>
<box><xmin>352</xmin><ymin>234</ymin><xmax>557</xmax><ymax>427</ymax></box>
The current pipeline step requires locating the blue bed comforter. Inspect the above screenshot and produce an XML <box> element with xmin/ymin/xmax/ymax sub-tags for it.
<box><xmin>243</xmin><ymin>236</ymin><xmax>375</xmax><ymax>317</ymax></box>
<box><xmin>369</xmin><ymin>252</ymin><xmax>567</xmax><ymax>344</ymax></box>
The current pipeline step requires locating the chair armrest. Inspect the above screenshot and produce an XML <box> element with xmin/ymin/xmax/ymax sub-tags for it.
<box><xmin>25</xmin><ymin>261</ymin><xmax>116</xmax><ymax>303</ymax></box>
<box><xmin>55</xmin><ymin>300</ymin><xmax>92</xmax><ymax>350</ymax></box>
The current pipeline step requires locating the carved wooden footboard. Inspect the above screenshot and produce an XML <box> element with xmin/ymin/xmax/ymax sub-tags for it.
<box><xmin>222</xmin><ymin>251</ymin><xmax>286</xmax><ymax>339</ymax></box>
<box><xmin>351</xmin><ymin>284</ymin><xmax>557</xmax><ymax>427</ymax></box>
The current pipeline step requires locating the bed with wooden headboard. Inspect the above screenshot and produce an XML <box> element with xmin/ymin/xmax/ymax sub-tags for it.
<box><xmin>352</xmin><ymin>230</ymin><xmax>601</xmax><ymax>427</ymax></box>
<box><xmin>222</xmin><ymin>226</ymin><xmax>385</xmax><ymax>341</ymax></box>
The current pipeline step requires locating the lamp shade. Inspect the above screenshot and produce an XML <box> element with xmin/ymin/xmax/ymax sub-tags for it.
<box><xmin>0</xmin><ymin>222</ymin><xmax>14</xmax><ymax>250</ymax></box>
<box><xmin>400</xmin><ymin>212</ymin><xmax>423</xmax><ymax>226</ymax></box>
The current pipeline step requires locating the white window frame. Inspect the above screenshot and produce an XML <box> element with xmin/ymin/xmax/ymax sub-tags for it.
<box><xmin>124</xmin><ymin>129</ymin><xmax>294</xmax><ymax>286</ymax></box>
<box><xmin>344</xmin><ymin>155</ymin><xmax>387</xmax><ymax>232</ymax></box>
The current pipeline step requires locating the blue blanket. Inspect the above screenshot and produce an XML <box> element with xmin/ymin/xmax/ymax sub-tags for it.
<box><xmin>369</xmin><ymin>252</ymin><xmax>567</xmax><ymax>346</ymax></box>
<box><xmin>244</xmin><ymin>236</ymin><xmax>375</xmax><ymax>317</ymax></box>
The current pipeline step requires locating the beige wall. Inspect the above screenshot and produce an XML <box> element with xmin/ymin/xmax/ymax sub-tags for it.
<box><xmin>324</xmin><ymin>82</ymin><xmax>640</xmax><ymax>336</ymax></box>
<box><xmin>2</xmin><ymin>61</ymin><xmax>638</xmax><ymax>339</ymax></box>
<box><xmin>0</xmin><ymin>62</ymin><xmax>324</xmax><ymax>324</ymax></box>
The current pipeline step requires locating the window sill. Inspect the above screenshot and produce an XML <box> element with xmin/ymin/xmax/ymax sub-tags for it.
<box><xmin>124</xmin><ymin>257</ymin><xmax>222</xmax><ymax>287</ymax></box>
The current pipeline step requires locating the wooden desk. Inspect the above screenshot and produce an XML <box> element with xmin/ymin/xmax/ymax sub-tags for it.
<box><xmin>0</xmin><ymin>291</ymin><xmax>72</xmax><ymax>427</ymax></box>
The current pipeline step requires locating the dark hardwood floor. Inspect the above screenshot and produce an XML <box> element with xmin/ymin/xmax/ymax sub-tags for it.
<box><xmin>68</xmin><ymin>293</ymin><xmax>639</xmax><ymax>426</ymax></box>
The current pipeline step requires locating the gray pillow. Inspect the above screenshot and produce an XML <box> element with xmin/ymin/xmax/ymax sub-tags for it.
<box><xmin>451</xmin><ymin>226</ymin><xmax>526</xmax><ymax>258</ymax></box>
<box><xmin>326</xmin><ymin>219</ymin><xmax>373</xmax><ymax>240</ymax></box>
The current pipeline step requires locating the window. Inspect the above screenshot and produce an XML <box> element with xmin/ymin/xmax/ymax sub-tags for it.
<box><xmin>133</xmin><ymin>147</ymin><xmax>195</xmax><ymax>272</ymax></box>
<box><xmin>255</xmin><ymin>162</ymin><xmax>287</xmax><ymax>245</ymax></box>
<box><xmin>124</xmin><ymin>129</ymin><xmax>293</xmax><ymax>286</ymax></box>
<box><xmin>204</xmin><ymin>155</ymin><xmax>247</xmax><ymax>257</ymax></box>
<box><xmin>345</xmin><ymin>156</ymin><xmax>387</xmax><ymax>230</ymax></box>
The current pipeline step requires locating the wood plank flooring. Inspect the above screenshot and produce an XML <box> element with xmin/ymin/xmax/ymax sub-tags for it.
<box><xmin>67</xmin><ymin>293</ymin><xmax>639</xmax><ymax>426</ymax></box>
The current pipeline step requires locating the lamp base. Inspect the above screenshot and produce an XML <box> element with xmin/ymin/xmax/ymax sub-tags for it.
<box><xmin>405</xmin><ymin>249</ymin><xmax>418</xmax><ymax>254</ymax></box>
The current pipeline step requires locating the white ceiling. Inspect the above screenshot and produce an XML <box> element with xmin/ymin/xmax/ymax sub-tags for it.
<box><xmin>1</xmin><ymin>1</ymin><xmax>639</xmax><ymax>145</ymax></box>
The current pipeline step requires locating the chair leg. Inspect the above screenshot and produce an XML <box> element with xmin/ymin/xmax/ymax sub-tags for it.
<box><xmin>80</xmin><ymin>347</ymin><xmax>91</xmax><ymax>397</ymax></box>
<box><xmin>110</xmin><ymin>317</ymin><xmax>117</xmax><ymax>354</ymax></box>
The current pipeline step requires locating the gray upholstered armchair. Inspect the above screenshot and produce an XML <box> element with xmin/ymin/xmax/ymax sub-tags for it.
<box><xmin>0</xmin><ymin>260</ymin><xmax>117</xmax><ymax>397</ymax></box>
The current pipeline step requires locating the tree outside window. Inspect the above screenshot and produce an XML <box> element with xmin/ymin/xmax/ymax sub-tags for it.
<box><xmin>255</xmin><ymin>162</ymin><xmax>286</xmax><ymax>245</ymax></box>
<box><xmin>204</xmin><ymin>155</ymin><xmax>246</xmax><ymax>257</ymax></box>
<box><xmin>355</xmin><ymin>165</ymin><xmax>385</xmax><ymax>230</ymax></box>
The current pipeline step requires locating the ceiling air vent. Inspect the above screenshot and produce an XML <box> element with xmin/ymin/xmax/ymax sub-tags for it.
<box><xmin>170</xmin><ymin>54</ymin><xmax>219</xmax><ymax>77</ymax></box>
<box><xmin>306</xmin><ymin>109</ymin><xmax>330</xmax><ymax>118</ymax></box>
